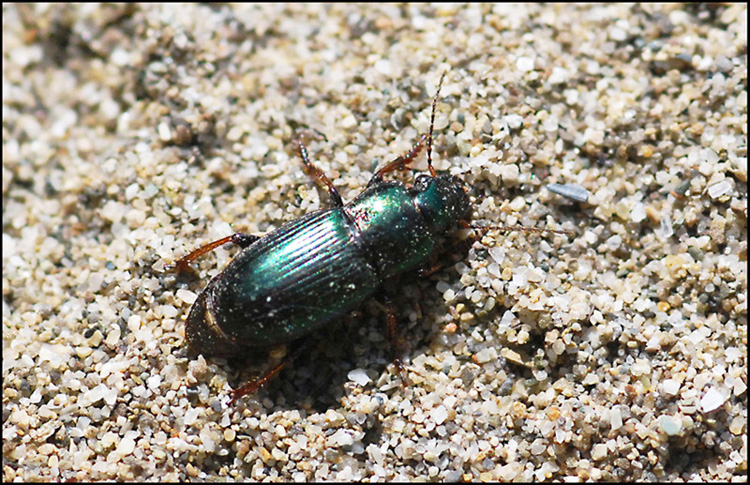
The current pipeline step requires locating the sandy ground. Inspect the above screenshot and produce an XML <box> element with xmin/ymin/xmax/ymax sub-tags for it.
<box><xmin>3</xmin><ymin>4</ymin><xmax>746</xmax><ymax>481</ymax></box>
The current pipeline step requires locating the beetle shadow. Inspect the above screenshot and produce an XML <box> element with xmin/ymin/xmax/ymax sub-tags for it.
<box><xmin>225</xmin><ymin>310</ymin><xmax>392</xmax><ymax>413</ymax></box>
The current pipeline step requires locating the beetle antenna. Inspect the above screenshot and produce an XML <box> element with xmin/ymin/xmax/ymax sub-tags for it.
<box><xmin>427</xmin><ymin>70</ymin><xmax>447</xmax><ymax>178</ymax></box>
<box><xmin>460</xmin><ymin>220</ymin><xmax>575</xmax><ymax>237</ymax></box>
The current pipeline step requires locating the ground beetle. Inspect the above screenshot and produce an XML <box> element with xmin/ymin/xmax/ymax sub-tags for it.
<box><xmin>175</xmin><ymin>72</ymin><xmax>518</xmax><ymax>403</ymax></box>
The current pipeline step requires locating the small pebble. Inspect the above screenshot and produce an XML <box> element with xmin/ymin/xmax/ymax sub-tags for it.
<box><xmin>500</xmin><ymin>164</ymin><xmax>520</xmax><ymax>186</ymax></box>
<box><xmin>516</xmin><ymin>56</ymin><xmax>535</xmax><ymax>72</ymax></box>
<box><xmin>707</xmin><ymin>179</ymin><xmax>732</xmax><ymax>199</ymax></box>
<box><xmin>660</xmin><ymin>415</ymin><xmax>683</xmax><ymax>436</ymax></box>
<box><xmin>662</xmin><ymin>379</ymin><xmax>681</xmax><ymax>396</ymax></box>
<box><xmin>700</xmin><ymin>388</ymin><xmax>727</xmax><ymax>413</ymax></box>
<box><xmin>348</xmin><ymin>369</ymin><xmax>371</xmax><ymax>386</ymax></box>
<box><xmin>547</xmin><ymin>183</ymin><xmax>590</xmax><ymax>203</ymax></box>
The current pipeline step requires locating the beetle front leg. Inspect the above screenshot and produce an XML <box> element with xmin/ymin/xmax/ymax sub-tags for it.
<box><xmin>368</xmin><ymin>135</ymin><xmax>427</xmax><ymax>187</ymax></box>
<box><xmin>173</xmin><ymin>233</ymin><xmax>260</xmax><ymax>273</ymax></box>
<box><xmin>295</xmin><ymin>130</ymin><xmax>345</xmax><ymax>208</ymax></box>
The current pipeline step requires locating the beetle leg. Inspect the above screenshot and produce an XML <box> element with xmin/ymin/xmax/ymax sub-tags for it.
<box><xmin>173</xmin><ymin>233</ymin><xmax>260</xmax><ymax>273</ymax></box>
<box><xmin>381</xmin><ymin>294</ymin><xmax>412</xmax><ymax>387</ymax></box>
<box><xmin>228</xmin><ymin>342</ymin><xmax>307</xmax><ymax>404</ymax></box>
<box><xmin>416</xmin><ymin>261</ymin><xmax>444</xmax><ymax>278</ymax></box>
<box><xmin>368</xmin><ymin>135</ymin><xmax>427</xmax><ymax>187</ymax></box>
<box><xmin>295</xmin><ymin>130</ymin><xmax>345</xmax><ymax>208</ymax></box>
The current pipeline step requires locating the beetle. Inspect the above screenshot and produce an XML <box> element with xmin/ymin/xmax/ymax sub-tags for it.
<box><xmin>174</xmin><ymin>72</ymin><xmax>512</xmax><ymax>403</ymax></box>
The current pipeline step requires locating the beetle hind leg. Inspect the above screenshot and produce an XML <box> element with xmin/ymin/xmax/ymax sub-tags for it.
<box><xmin>229</xmin><ymin>342</ymin><xmax>307</xmax><ymax>404</ymax></box>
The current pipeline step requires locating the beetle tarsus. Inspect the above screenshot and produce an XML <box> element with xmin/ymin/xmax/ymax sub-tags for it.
<box><xmin>394</xmin><ymin>357</ymin><xmax>412</xmax><ymax>388</ymax></box>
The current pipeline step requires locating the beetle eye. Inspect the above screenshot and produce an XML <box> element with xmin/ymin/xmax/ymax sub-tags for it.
<box><xmin>451</xmin><ymin>175</ymin><xmax>470</xmax><ymax>194</ymax></box>
<box><xmin>412</xmin><ymin>174</ymin><xmax>432</xmax><ymax>193</ymax></box>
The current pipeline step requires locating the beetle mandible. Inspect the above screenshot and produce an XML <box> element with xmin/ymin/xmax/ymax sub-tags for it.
<box><xmin>176</xmin><ymin>72</ymin><xmax>481</xmax><ymax>403</ymax></box>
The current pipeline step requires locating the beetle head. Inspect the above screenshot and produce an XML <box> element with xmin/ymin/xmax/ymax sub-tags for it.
<box><xmin>412</xmin><ymin>174</ymin><xmax>471</xmax><ymax>233</ymax></box>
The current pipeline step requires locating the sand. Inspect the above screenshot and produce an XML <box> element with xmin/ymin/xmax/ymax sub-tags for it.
<box><xmin>3</xmin><ymin>4</ymin><xmax>746</xmax><ymax>481</ymax></box>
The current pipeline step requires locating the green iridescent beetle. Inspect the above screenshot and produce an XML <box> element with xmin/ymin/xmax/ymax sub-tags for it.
<box><xmin>176</xmin><ymin>72</ymin><xmax>471</xmax><ymax>402</ymax></box>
